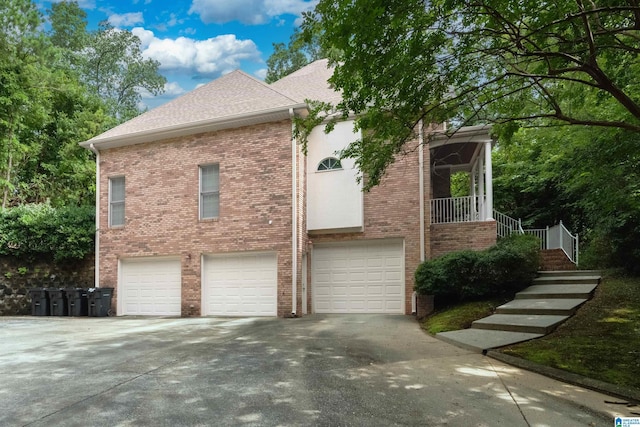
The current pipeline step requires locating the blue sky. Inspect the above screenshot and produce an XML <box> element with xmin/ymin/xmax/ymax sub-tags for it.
<box><xmin>40</xmin><ymin>0</ymin><xmax>317</xmax><ymax>109</ymax></box>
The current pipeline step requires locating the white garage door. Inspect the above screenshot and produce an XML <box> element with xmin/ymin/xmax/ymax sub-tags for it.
<box><xmin>202</xmin><ymin>252</ymin><xmax>277</xmax><ymax>316</ymax></box>
<box><xmin>120</xmin><ymin>257</ymin><xmax>182</xmax><ymax>316</ymax></box>
<box><xmin>313</xmin><ymin>240</ymin><xmax>404</xmax><ymax>313</ymax></box>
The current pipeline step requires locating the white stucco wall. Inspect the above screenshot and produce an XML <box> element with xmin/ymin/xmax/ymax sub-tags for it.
<box><xmin>306</xmin><ymin>120</ymin><xmax>363</xmax><ymax>232</ymax></box>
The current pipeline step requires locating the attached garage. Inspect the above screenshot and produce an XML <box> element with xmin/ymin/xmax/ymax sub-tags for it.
<box><xmin>202</xmin><ymin>252</ymin><xmax>278</xmax><ymax>316</ymax></box>
<box><xmin>119</xmin><ymin>257</ymin><xmax>182</xmax><ymax>316</ymax></box>
<box><xmin>312</xmin><ymin>239</ymin><xmax>405</xmax><ymax>313</ymax></box>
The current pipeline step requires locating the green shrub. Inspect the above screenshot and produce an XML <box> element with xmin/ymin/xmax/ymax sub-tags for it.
<box><xmin>0</xmin><ymin>204</ymin><xmax>95</xmax><ymax>261</ymax></box>
<box><xmin>415</xmin><ymin>234</ymin><xmax>540</xmax><ymax>302</ymax></box>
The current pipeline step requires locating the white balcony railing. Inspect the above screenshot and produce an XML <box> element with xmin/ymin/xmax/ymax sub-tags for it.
<box><xmin>430</xmin><ymin>196</ymin><xmax>483</xmax><ymax>224</ymax></box>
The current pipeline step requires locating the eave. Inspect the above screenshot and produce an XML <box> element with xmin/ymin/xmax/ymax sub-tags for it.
<box><xmin>81</xmin><ymin>103</ymin><xmax>309</xmax><ymax>150</ymax></box>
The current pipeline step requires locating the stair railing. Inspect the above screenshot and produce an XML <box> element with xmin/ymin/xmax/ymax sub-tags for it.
<box><xmin>494</xmin><ymin>210</ymin><xmax>579</xmax><ymax>265</ymax></box>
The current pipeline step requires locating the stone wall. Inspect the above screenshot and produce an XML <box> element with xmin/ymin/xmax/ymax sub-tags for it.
<box><xmin>0</xmin><ymin>256</ymin><xmax>95</xmax><ymax>315</ymax></box>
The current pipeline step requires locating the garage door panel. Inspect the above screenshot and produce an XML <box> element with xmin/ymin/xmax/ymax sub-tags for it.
<box><xmin>120</xmin><ymin>258</ymin><xmax>182</xmax><ymax>316</ymax></box>
<box><xmin>313</xmin><ymin>240</ymin><xmax>404</xmax><ymax>314</ymax></box>
<box><xmin>203</xmin><ymin>252</ymin><xmax>277</xmax><ymax>316</ymax></box>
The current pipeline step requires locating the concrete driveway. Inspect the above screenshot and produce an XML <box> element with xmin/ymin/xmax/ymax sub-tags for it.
<box><xmin>0</xmin><ymin>315</ymin><xmax>626</xmax><ymax>426</ymax></box>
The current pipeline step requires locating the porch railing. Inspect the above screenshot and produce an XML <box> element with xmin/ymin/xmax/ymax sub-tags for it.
<box><xmin>493</xmin><ymin>209</ymin><xmax>524</xmax><ymax>237</ymax></box>
<box><xmin>495</xmin><ymin>211</ymin><xmax>579</xmax><ymax>265</ymax></box>
<box><xmin>430</xmin><ymin>196</ymin><xmax>481</xmax><ymax>224</ymax></box>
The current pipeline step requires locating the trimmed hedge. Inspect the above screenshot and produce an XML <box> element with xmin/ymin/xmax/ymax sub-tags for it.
<box><xmin>415</xmin><ymin>234</ymin><xmax>540</xmax><ymax>301</ymax></box>
<box><xmin>0</xmin><ymin>204</ymin><xmax>95</xmax><ymax>261</ymax></box>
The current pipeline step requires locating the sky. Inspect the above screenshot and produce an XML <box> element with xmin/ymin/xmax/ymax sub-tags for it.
<box><xmin>39</xmin><ymin>0</ymin><xmax>318</xmax><ymax>110</ymax></box>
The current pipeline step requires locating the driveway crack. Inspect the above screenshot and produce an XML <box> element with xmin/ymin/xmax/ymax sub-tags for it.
<box><xmin>487</xmin><ymin>358</ymin><xmax>532</xmax><ymax>427</ymax></box>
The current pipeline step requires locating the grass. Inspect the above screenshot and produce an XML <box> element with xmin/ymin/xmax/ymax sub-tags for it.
<box><xmin>421</xmin><ymin>271</ymin><xmax>640</xmax><ymax>392</ymax></box>
<box><xmin>421</xmin><ymin>297</ymin><xmax>510</xmax><ymax>335</ymax></box>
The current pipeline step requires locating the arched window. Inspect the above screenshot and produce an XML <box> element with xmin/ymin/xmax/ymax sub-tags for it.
<box><xmin>317</xmin><ymin>157</ymin><xmax>342</xmax><ymax>171</ymax></box>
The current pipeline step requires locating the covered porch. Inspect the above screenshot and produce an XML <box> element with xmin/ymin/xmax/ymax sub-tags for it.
<box><xmin>427</xmin><ymin>125</ymin><xmax>497</xmax><ymax>259</ymax></box>
<box><xmin>426</xmin><ymin>125</ymin><xmax>579</xmax><ymax>266</ymax></box>
<box><xmin>429</xmin><ymin>125</ymin><xmax>495</xmax><ymax>224</ymax></box>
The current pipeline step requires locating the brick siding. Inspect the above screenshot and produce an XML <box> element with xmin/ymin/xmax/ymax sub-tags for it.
<box><xmin>539</xmin><ymin>248</ymin><xmax>577</xmax><ymax>271</ymax></box>
<box><xmin>98</xmin><ymin>121</ymin><xmax>297</xmax><ymax>317</ymax></box>
<box><xmin>430</xmin><ymin>221</ymin><xmax>497</xmax><ymax>259</ymax></box>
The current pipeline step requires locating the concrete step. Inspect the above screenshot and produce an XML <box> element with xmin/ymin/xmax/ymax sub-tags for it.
<box><xmin>533</xmin><ymin>275</ymin><xmax>601</xmax><ymax>286</ymax></box>
<box><xmin>537</xmin><ymin>270</ymin><xmax>600</xmax><ymax>278</ymax></box>
<box><xmin>515</xmin><ymin>284</ymin><xmax>597</xmax><ymax>299</ymax></box>
<box><xmin>472</xmin><ymin>314</ymin><xmax>569</xmax><ymax>334</ymax></box>
<box><xmin>437</xmin><ymin>329</ymin><xmax>544</xmax><ymax>353</ymax></box>
<box><xmin>495</xmin><ymin>298</ymin><xmax>587</xmax><ymax>315</ymax></box>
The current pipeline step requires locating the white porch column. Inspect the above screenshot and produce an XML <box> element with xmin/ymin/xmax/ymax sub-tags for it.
<box><xmin>470</xmin><ymin>164</ymin><xmax>477</xmax><ymax>220</ymax></box>
<box><xmin>484</xmin><ymin>140</ymin><xmax>494</xmax><ymax>220</ymax></box>
<box><xmin>478</xmin><ymin>152</ymin><xmax>485</xmax><ymax>221</ymax></box>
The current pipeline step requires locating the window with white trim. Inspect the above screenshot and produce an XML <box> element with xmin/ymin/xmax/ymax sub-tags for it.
<box><xmin>317</xmin><ymin>157</ymin><xmax>342</xmax><ymax>171</ymax></box>
<box><xmin>109</xmin><ymin>176</ymin><xmax>125</xmax><ymax>227</ymax></box>
<box><xmin>200</xmin><ymin>164</ymin><xmax>220</xmax><ymax>219</ymax></box>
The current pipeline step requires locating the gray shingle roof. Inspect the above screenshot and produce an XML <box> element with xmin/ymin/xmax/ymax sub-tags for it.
<box><xmin>271</xmin><ymin>59</ymin><xmax>342</xmax><ymax>105</ymax></box>
<box><xmin>82</xmin><ymin>59</ymin><xmax>340</xmax><ymax>148</ymax></box>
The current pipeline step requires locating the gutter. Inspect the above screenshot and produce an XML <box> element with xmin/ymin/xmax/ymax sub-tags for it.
<box><xmin>80</xmin><ymin>103</ymin><xmax>308</xmax><ymax>150</ymax></box>
<box><xmin>289</xmin><ymin>108</ymin><xmax>297</xmax><ymax>317</ymax></box>
<box><xmin>88</xmin><ymin>143</ymin><xmax>100</xmax><ymax>289</ymax></box>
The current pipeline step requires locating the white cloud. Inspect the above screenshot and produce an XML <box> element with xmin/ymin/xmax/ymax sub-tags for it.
<box><xmin>131</xmin><ymin>27</ymin><xmax>261</xmax><ymax>77</ymax></box>
<box><xmin>140</xmin><ymin>81</ymin><xmax>186</xmax><ymax>99</ymax></box>
<box><xmin>108</xmin><ymin>12</ymin><xmax>144</xmax><ymax>27</ymax></box>
<box><xmin>188</xmin><ymin>0</ymin><xmax>317</xmax><ymax>25</ymax></box>
<box><xmin>254</xmin><ymin>68</ymin><xmax>267</xmax><ymax>80</ymax></box>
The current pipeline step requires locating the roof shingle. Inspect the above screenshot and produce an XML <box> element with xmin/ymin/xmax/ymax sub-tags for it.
<box><xmin>83</xmin><ymin>59</ymin><xmax>340</xmax><ymax>147</ymax></box>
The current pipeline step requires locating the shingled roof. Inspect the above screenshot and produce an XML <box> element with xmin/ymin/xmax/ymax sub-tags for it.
<box><xmin>271</xmin><ymin>59</ymin><xmax>341</xmax><ymax>105</ymax></box>
<box><xmin>81</xmin><ymin>59</ymin><xmax>339</xmax><ymax>149</ymax></box>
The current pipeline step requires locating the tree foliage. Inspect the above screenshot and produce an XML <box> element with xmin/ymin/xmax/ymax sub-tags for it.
<box><xmin>301</xmin><ymin>0</ymin><xmax>640</xmax><ymax>188</ymax></box>
<box><xmin>265</xmin><ymin>27</ymin><xmax>326</xmax><ymax>83</ymax></box>
<box><xmin>0</xmin><ymin>0</ymin><xmax>165</xmax><ymax>208</ymax></box>
<box><xmin>82</xmin><ymin>22</ymin><xmax>166</xmax><ymax>121</ymax></box>
<box><xmin>493</xmin><ymin>125</ymin><xmax>640</xmax><ymax>273</ymax></box>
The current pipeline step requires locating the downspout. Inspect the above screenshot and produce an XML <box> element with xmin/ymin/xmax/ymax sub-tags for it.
<box><xmin>88</xmin><ymin>143</ymin><xmax>100</xmax><ymax>288</ymax></box>
<box><xmin>414</xmin><ymin>120</ymin><xmax>425</xmax><ymax>315</ymax></box>
<box><xmin>289</xmin><ymin>108</ymin><xmax>297</xmax><ymax>316</ymax></box>
<box><xmin>418</xmin><ymin>120</ymin><xmax>425</xmax><ymax>263</ymax></box>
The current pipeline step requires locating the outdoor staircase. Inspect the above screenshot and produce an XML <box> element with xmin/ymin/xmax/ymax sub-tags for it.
<box><xmin>437</xmin><ymin>270</ymin><xmax>601</xmax><ymax>353</ymax></box>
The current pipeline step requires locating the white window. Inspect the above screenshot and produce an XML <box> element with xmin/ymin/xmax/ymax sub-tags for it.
<box><xmin>200</xmin><ymin>164</ymin><xmax>220</xmax><ymax>219</ymax></box>
<box><xmin>109</xmin><ymin>176</ymin><xmax>125</xmax><ymax>227</ymax></box>
<box><xmin>317</xmin><ymin>157</ymin><xmax>342</xmax><ymax>171</ymax></box>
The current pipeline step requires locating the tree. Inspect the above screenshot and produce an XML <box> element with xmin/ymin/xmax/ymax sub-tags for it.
<box><xmin>0</xmin><ymin>0</ymin><xmax>52</xmax><ymax>208</ymax></box>
<box><xmin>82</xmin><ymin>22</ymin><xmax>166</xmax><ymax>121</ymax></box>
<box><xmin>265</xmin><ymin>27</ymin><xmax>326</xmax><ymax>83</ymax></box>
<box><xmin>301</xmin><ymin>0</ymin><xmax>640</xmax><ymax>189</ymax></box>
<box><xmin>48</xmin><ymin>1</ymin><xmax>88</xmax><ymax>52</ymax></box>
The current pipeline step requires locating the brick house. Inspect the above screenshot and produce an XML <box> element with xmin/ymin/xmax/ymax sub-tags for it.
<box><xmin>81</xmin><ymin>59</ymin><xmax>497</xmax><ymax>317</ymax></box>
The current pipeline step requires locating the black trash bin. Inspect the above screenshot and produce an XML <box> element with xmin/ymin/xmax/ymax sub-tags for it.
<box><xmin>29</xmin><ymin>288</ymin><xmax>50</xmax><ymax>316</ymax></box>
<box><xmin>48</xmin><ymin>288</ymin><xmax>68</xmax><ymax>316</ymax></box>
<box><xmin>87</xmin><ymin>288</ymin><xmax>114</xmax><ymax>317</ymax></box>
<box><xmin>65</xmin><ymin>288</ymin><xmax>89</xmax><ymax>316</ymax></box>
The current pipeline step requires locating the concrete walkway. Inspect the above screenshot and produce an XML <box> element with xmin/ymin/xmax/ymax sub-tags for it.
<box><xmin>438</xmin><ymin>270</ymin><xmax>601</xmax><ymax>353</ymax></box>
